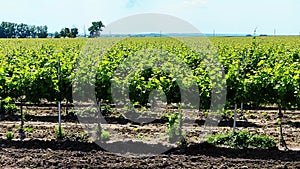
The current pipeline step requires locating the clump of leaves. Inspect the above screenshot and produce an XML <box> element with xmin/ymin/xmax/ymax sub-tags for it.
<box><xmin>23</xmin><ymin>126</ymin><xmax>33</xmax><ymax>133</ymax></box>
<box><xmin>101</xmin><ymin>131</ymin><xmax>110</xmax><ymax>141</ymax></box>
<box><xmin>222</xmin><ymin>110</ymin><xmax>234</xmax><ymax>119</ymax></box>
<box><xmin>55</xmin><ymin>126</ymin><xmax>65</xmax><ymax>139</ymax></box>
<box><xmin>207</xmin><ymin>130</ymin><xmax>275</xmax><ymax>149</ymax></box>
<box><xmin>6</xmin><ymin>132</ymin><xmax>14</xmax><ymax>140</ymax></box>
<box><xmin>165</xmin><ymin>111</ymin><xmax>183</xmax><ymax>143</ymax></box>
<box><xmin>96</xmin><ymin>124</ymin><xmax>110</xmax><ymax>141</ymax></box>
<box><xmin>133</xmin><ymin>127</ymin><xmax>139</xmax><ymax>132</ymax></box>
<box><xmin>0</xmin><ymin>97</ymin><xmax>19</xmax><ymax>115</ymax></box>
<box><xmin>100</xmin><ymin>105</ymin><xmax>112</xmax><ymax>116</ymax></box>
<box><xmin>261</xmin><ymin>111</ymin><xmax>267</xmax><ymax>117</ymax></box>
<box><xmin>203</xmin><ymin>111</ymin><xmax>209</xmax><ymax>118</ymax></box>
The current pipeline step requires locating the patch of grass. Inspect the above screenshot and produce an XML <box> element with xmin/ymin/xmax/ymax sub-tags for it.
<box><xmin>6</xmin><ymin>132</ymin><xmax>14</xmax><ymax>140</ymax></box>
<box><xmin>23</xmin><ymin>126</ymin><xmax>34</xmax><ymax>133</ymax></box>
<box><xmin>207</xmin><ymin>130</ymin><xmax>276</xmax><ymax>149</ymax></box>
<box><xmin>101</xmin><ymin>130</ymin><xmax>110</xmax><ymax>141</ymax></box>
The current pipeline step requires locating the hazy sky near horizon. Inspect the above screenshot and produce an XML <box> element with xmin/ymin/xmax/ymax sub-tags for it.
<box><xmin>0</xmin><ymin>0</ymin><xmax>299</xmax><ymax>35</ymax></box>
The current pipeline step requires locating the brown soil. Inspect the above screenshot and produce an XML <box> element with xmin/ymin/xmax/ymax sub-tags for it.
<box><xmin>0</xmin><ymin>105</ymin><xmax>299</xmax><ymax>168</ymax></box>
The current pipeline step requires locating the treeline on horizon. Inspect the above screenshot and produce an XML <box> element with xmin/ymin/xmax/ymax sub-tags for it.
<box><xmin>0</xmin><ymin>21</ymin><xmax>105</xmax><ymax>38</ymax></box>
<box><xmin>0</xmin><ymin>21</ymin><xmax>48</xmax><ymax>38</ymax></box>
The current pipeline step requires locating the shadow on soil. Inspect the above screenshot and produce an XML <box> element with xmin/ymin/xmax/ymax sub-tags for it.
<box><xmin>1</xmin><ymin>114</ymin><xmax>259</xmax><ymax>127</ymax></box>
<box><xmin>286</xmin><ymin>121</ymin><xmax>300</xmax><ymax>128</ymax></box>
<box><xmin>0</xmin><ymin>139</ymin><xmax>299</xmax><ymax>161</ymax></box>
<box><xmin>166</xmin><ymin>142</ymin><xmax>300</xmax><ymax>161</ymax></box>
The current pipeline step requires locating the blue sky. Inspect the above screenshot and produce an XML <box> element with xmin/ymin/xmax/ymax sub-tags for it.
<box><xmin>0</xmin><ymin>0</ymin><xmax>299</xmax><ymax>35</ymax></box>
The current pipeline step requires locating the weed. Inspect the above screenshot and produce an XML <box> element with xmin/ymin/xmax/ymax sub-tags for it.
<box><xmin>207</xmin><ymin>130</ymin><xmax>275</xmax><ymax>149</ymax></box>
<box><xmin>203</xmin><ymin>111</ymin><xmax>209</xmax><ymax>118</ymax></box>
<box><xmin>23</xmin><ymin>126</ymin><xmax>33</xmax><ymax>133</ymax></box>
<box><xmin>223</xmin><ymin>110</ymin><xmax>234</xmax><ymax>119</ymax></box>
<box><xmin>6</xmin><ymin>132</ymin><xmax>14</xmax><ymax>140</ymax></box>
<box><xmin>101</xmin><ymin>130</ymin><xmax>110</xmax><ymax>141</ymax></box>
<box><xmin>133</xmin><ymin>128</ymin><xmax>139</xmax><ymax>132</ymax></box>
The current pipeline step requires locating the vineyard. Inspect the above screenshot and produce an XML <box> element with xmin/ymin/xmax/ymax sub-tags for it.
<box><xmin>0</xmin><ymin>36</ymin><xmax>299</xmax><ymax>168</ymax></box>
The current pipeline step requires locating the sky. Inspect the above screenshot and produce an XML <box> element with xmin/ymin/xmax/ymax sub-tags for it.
<box><xmin>0</xmin><ymin>0</ymin><xmax>299</xmax><ymax>35</ymax></box>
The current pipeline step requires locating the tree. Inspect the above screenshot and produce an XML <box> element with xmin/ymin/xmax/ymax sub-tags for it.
<box><xmin>0</xmin><ymin>24</ymin><xmax>4</xmax><ymax>38</ymax></box>
<box><xmin>71</xmin><ymin>28</ymin><xmax>78</xmax><ymax>38</ymax></box>
<box><xmin>37</xmin><ymin>26</ymin><xmax>48</xmax><ymax>38</ymax></box>
<box><xmin>88</xmin><ymin>21</ymin><xmax>105</xmax><ymax>38</ymax></box>
<box><xmin>65</xmin><ymin>28</ymin><xmax>71</xmax><ymax>37</ymax></box>
<box><xmin>60</xmin><ymin>28</ymin><xmax>66</xmax><ymax>38</ymax></box>
<box><xmin>16</xmin><ymin>23</ymin><xmax>30</xmax><ymax>38</ymax></box>
<box><xmin>0</xmin><ymin>21</ymin><xmax>48</xmax><ymax>38</ymax></box>
<box><xmin>1</xmin><ymin>22</ymin><xmax>17</xmax><ymax>38</ymax></box>
<box><xmin>29</xmin><ymin>25</ymin><xmax>37</xmax><ymax>38</ymax></box>
<box><xmin>60</xmin><ymin>28</ymin><xmax>72</xmax><ymax>38</ymax></box>
<box><xmin>54</xmin><ymin>31</ymin><xmax>61</xmax><ymax>38</ymax></box>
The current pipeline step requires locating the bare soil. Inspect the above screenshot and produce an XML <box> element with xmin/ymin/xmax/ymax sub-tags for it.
<box><xmin>0</xmin><ymin>105</ymin><xmax>299</xmax><ymax>168</ymax></box>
